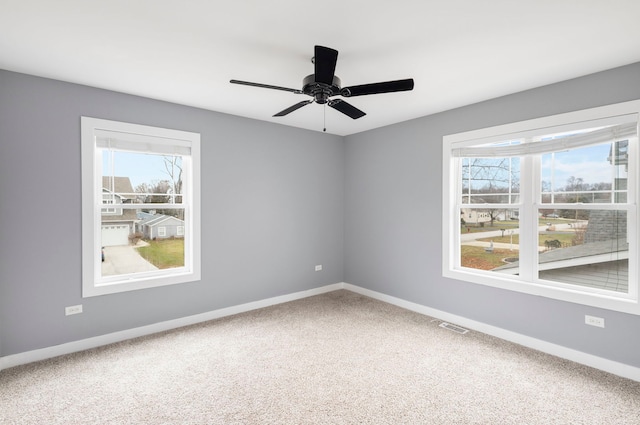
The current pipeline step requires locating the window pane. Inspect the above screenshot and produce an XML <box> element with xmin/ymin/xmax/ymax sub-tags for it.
<box><xmin>460</xmin><ymin>208</ymin><xmax>519</xmax><ymax>274</ymax></box>
<box><xmin>102</xmin><ymin>150</ymin><xmax>184</xmax><ymax>204</ymax></box>
<box><xmin>100</xmin><ymin>149</ymin><xmax>186</xmax><ymax>279</ymax></box>
<box><xmin>101</xmin><ymin>208</ymin><xmax>185</xmax><ymax>278</ymax></box>
<box><xmin>461</xmin><ymin>157</ymin><xmax>520</xmax><ymax>204</ymax></box>
<box><xmin>541</xmin><ymin>141</ymin><xmax>628</xmax><ymax>204</ymax></box>
<box><xmin>537</xmin><ymin>209</ymin><xmax>628</xmax><ymax>293</ymax></box>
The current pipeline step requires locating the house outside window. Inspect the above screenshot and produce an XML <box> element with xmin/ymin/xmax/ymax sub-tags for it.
<box><xmin>82</xmin><ymin>117</ymin><xmax>201</xmax><ymax>297</ymax></box>
<box><xmin>443</xmin><ymin>101</ymin><xmax>639</xmax><ymax>315</ymax></box>
<box><xmin>101</xmin><ymin>195</ymin><xmax>119</xmax><ymax>214</ymax></box>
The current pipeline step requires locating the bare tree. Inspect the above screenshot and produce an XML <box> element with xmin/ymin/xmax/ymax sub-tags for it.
<box><xmin>461</xmin><ymin>158</ymin><xmax>519</xmax><ymax>227</ymax></box>
<box><xmin>135</xmin><ymin>180</ymin><xmax>171</xmax><ymax>204</ymax></box>
<box><xmin>461</xmin><ymin>158</ymin><xmax>519</xmax><ymax>202</ymax></box>
<box><xmin>163</xmin><ymin>156</ymin><xmax>183</xmax><ymax>203</ymax></box>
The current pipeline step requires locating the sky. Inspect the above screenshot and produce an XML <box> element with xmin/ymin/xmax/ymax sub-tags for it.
<box><xmin>541</xmin><ymin>144</ymin><xmax>622</xmax><ymax>189</ymax></box>
<box><xmin>464</xmin><ymin>142</ymin><xmax>624</xmax><ymax>196</ymax></box>
<box><xmin>102</xmin><ymin>151</ymin><xmax>181</xmax><ymax>188</ymax></box>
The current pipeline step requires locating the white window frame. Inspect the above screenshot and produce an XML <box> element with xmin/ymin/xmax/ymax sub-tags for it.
<box><xmin>157</xmin><ymin>226</ymin><xmax>166</xmax><ymax>237</ymax></box>
<box><xmin>82</xmin><ymin>117</ymin><xmax>201</xmax><ymax>297</ymax></box>
<box><xmin>443</xmin><ymin>100</ymin><xmax>640</xmax><ymax>315</ymax></box>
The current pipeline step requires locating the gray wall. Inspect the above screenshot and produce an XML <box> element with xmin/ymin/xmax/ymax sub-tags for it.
<box><xmin>0</xmin><ymin>70</ymin><xmax>344</xmax><ymax>356</ymax></box>
<box><xmin>2</xmin><ymin>62</ymin><xmax>640</xmax><ymax>368</ymax></box>
<box><xmin>344</xmin><ymin>62</ymin><xmax>640</xmax><ymax>367</ymax></box>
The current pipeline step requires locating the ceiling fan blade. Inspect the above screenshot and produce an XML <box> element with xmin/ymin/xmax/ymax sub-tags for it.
<box><xmin>273</xmin><ymin>100</ymin><xmax>314</xmax><ymax>117</ymax></box>
<box><xmin>314</xmin><ymin>45</ymin><xmax>338</xmax><ymax>85</ymax></box>
<box><xmin>328</xmin><ymin>99</ymin><xmax>366</xmax><ymax>119</ymax></box>
<box><xmin>341</xmin><ymin>78</ymin><xmax>414</xmax><ymax>97</ymax></box>
<box><xmin>230</xmin><ymin>79</ymin><xmax>303</xmax><ymax>94</ymax></box>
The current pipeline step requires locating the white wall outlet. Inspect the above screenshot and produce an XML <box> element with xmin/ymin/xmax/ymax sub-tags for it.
<box><xmin>585</xmin><ymin>315</ymin><xmax>604</xmax><ymax>328</ymax></box>
<box><xmin>65</xmin><ymin>305</ymin><xmax>83</xmax><ymax>316</ymax></box>
<box><xmin>315</xmin><ymin>265</ymin><xmax>323</xmax><ymax>271</ymax></box>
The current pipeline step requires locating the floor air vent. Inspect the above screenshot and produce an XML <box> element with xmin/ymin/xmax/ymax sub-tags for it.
<box><xmin>439</xmin><ymin>322</ymin><xmax>469</xmax><ymax>334</ymax></box>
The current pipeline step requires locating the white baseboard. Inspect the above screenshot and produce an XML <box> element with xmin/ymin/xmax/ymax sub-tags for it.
<box><xmin>3</xmin><ymin>281</ymin><xmax>639</xmax><ymax>382</ymax></box>
<box><xmin>343</xmin><ymin>283</ymin><xmax>640</xmax><ymax>382</ymax></box>
<box><xmin>0</xmin><ymin>283</ymin><xmax>344</xmax><ymax>371</ymax></box>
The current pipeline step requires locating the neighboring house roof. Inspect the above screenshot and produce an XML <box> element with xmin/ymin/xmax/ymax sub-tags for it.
<box><xmin>493</xmin><ymin>238</ymin><xmax>629</xmax><ymax>292</ymax></box>
<box><xmin>496</xmin><ymin>210</ymin><xmax>628</xmax><ymax>279</ymax></box>
<box><xmin>102</xmin><ymin>211</ymin><xmax>137</xmax><ymax>222</ymax></box>
<box><xmin>101</xmin><ymin>188</ymin><xmax>126</xmax><ymax>200</ymax></box>
<box><xmin>138</xmin><ymin>214</ymin><xmax>184</xmax><ymax>227</ymax></box>
<box><xmin>102</xmin><ymin>176</ymin><xmax>135</xmax><ymax>200</ymax></box>
<box><xmin>494</xmin><ymin>238</ymin><xmax>628</xmax><ymax>274</ymax></box>
<box><xmin>137</xmin><ymin>211</ymin><xmax>155</xmax><ymax>221</ymax></box>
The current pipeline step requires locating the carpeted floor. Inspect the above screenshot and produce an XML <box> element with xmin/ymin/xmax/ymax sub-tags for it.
<box><xmin>1</xmin><ymin>290</ymin><xmax>639</xmax><ymax>424</ymax></box>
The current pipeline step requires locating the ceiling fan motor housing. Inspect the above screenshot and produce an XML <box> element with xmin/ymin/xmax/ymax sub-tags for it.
<box><xmin>302</xmin><ymin>74</ymin><xmax>342</xmax><ymax>104</ymax></box>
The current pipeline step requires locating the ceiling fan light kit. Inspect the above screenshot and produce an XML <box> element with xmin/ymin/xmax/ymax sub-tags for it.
<box><xmin>230</xmin><ymin>45</ymin><xmax>414</xmax><ymax>123</ymax></box>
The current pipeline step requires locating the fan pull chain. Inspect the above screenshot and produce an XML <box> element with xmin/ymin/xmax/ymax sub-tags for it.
<box><xmin>323</xmin><ymin>103</ymin><xmax>326</xmax><ymax>132</ymax></box>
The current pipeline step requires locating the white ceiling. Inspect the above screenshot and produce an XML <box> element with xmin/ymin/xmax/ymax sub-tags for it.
<box><xmin>2</xmin><ymin>1</ymin><xmax>640</xmax><ymax>136</ymax></box>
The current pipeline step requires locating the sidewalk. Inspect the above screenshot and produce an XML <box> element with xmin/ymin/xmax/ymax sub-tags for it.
<box><xmin>463</xmin><ymin>240</ymin><xmax>518</xmax><ymax>251</ymax></box>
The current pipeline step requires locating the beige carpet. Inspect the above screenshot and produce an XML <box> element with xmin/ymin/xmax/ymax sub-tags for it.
<box><xmin>1</xmin><ymin>290</ymin><xmax>639</xmax><ymax>424</ymax></box>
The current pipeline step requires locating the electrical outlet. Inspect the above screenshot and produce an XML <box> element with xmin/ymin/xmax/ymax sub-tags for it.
<box><xmin>315</xmin><ymin>265</ymin><xmax>322</xmax><ymax>271</ymax></box>
<box><xmin>65</xmin><ymin>305</ymin><xmax>83</xmax><ymax>316</ymax></box>
<box><xmin>585</xmin><ymin>315</ymin><xmax>604</xmax><ymax>328</ymax></box>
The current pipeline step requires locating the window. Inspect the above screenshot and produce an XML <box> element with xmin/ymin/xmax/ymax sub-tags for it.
<box><xmin>443</xmin><ymin>101</ymin><xmax>639</xmax><ymax>314</ymax></box>
<box><xmin>82</xmin><ymin>117</ymin><xmax>200</xmax><ymax>297</ymax></box>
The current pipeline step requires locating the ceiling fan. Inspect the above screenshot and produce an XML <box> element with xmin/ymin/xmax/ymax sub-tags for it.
<box><xmin>230</xmin><ymin>45</ymin><xmax>414</xmax><ymax>121</ymax></box>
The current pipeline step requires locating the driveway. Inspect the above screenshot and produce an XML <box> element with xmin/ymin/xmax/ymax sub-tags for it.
<box><xmin>101</xmin><ymin>243</ymin><xmax>158</xmax><ymax>276</ymax></box>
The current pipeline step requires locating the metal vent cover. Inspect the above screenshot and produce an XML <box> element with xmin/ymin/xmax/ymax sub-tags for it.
<box><xmin>438</xmin><ymin>322</ymin><xmax>469</xmax><ymax>334</ymax></box>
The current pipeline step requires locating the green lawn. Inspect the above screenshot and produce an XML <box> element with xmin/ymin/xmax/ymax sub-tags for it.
<box><xmin>136</xmin><ymin>239</ymin><xmax>184</xmax><ymax>269</ymax></box>
<box><xmin>460</xmin><ymin>246</ymin><xmax>515</xmax><ymax>270</ymax></box>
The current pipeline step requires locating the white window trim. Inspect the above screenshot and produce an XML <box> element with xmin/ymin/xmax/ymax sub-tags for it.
<box><xmin>82</xmin><ymin>117</ymin><xmax>201</xmax><ymax>297</ymax></box>
<box><xmin>443</xmin><ymin>100</ymin><xmax>640</xmax><ymax>315</ymax></box>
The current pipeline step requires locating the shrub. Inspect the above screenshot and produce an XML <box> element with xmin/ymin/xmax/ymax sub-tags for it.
<box><xmin>128</xmin><ymin>232</ymin><xmax>144</xmax><ymax>245</ymax></box>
